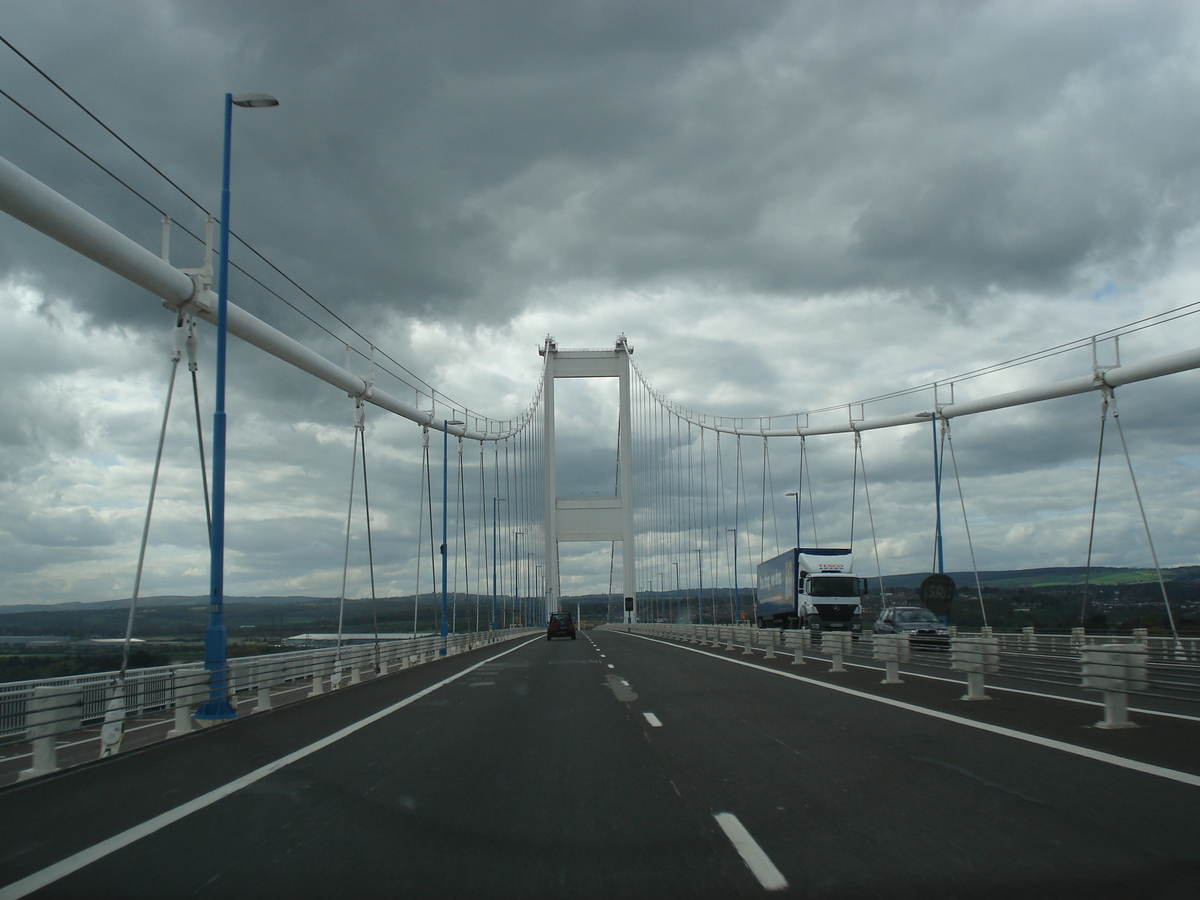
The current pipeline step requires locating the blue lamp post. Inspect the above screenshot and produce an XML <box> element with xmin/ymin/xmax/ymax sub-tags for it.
<box><xmin>491</xmin><ymin>497</ymin><xmax>505</xmax><ymax>630</ymax></box>
<box><xmin>440</xmin><ymin>420</ymin><xmax>464</xmax><ymax>655</ymax></box>
<box><xmin>197</xmin><ymin>91</ymin><xmax>278</xmax><ymax>721</ymax></box>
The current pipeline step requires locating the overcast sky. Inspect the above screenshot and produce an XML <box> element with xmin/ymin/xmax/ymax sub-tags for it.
<box><xmin>1</xmin><ymin>1</ymin><xmax>1199</xmax><ymax>609</ymax></box>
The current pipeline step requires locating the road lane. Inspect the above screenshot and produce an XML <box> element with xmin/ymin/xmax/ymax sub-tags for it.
<box><xmin>4</xmin><ymin>633</ymin><xmax>754</xmax><ymax>899</ymax></box>
<box><xmin>595</xmin><ymin>628</ymin><xmax>1200</xmax><ymax>898</ymax></box>
<box><xmin>2</xmin><ymin>627</ymin><xmax>1198</xmax><ymax>898</ymax></box>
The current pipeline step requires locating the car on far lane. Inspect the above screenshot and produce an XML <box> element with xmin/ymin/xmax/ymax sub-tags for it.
<box><xmin>873</xmin><ymin>606</ymin><xmax>949</xmax><ymax>647</ymax></box>
<box><xmin>547</xmin><ymin>612</ymin><xmax>576</xmax><ymax>640</ymax></box>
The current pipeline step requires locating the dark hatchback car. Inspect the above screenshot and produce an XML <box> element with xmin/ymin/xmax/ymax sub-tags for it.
<box><xmin>547</xmin><ymin>612</ymin><xmax>576</xmax><ymax>640</ymax></box>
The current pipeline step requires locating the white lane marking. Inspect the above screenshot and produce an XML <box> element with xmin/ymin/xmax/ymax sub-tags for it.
<box><xmin>0</xmin><ymin>635</ymin><xmax>546</xmax><ymax>900</ymax></box>
<box><xmin>607</xmin><ymin>664</ymin><xmax>615</xmax><ymax>669</ymax></box>
<box><xmin>625</xmin><ymin>633</ymin><xmax>1200</xmax><ymax>789</ymax></box>
<box><xmin>643</xmin><ymin>712</ymin><xmax>663</xmax><ymax>727</ymax></box>
<box><xmin>791</xmin><ymin>655</ymin><xmax>1200</xmax><ymax>723</ymax></box>
<box><xmin>713</xmin><ymin>812</ymin><xmax>788</xmax><ymax>891</ymax></box>
<box><xmin>468</xmin><ymin>681</ymin><xmax>495</xmax><ymax>687</ymax></box>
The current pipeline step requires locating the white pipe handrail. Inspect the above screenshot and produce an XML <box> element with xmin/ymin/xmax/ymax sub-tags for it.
<box><xmin>0</xmin><ymin>154</ymin><xmax>530</xmax><ymax>442</ymax></box>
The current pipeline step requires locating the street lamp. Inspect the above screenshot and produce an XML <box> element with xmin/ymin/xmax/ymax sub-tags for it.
<box><xmin>491</xmin><ymin>497</ymin><xmax>506</xmax><ymax>630</ymax></box>
<box><xmin>727</xmin><ymin>527</ymin><xmax>739</xmax><ymax>625</ymax></box>
<box><xmin>197</xmin><ymin>91</ymin><xmax>278</xmax><ymax>721</ymax></box>
<box><xmin>440</xmin><ymin>419</ymin><xmax>464</xmax><ymax>655</ymax></box>
<box><xmin>785</xmin><ymin>491</ymin><xmax>801</xmax><ymax>550</ymax></box>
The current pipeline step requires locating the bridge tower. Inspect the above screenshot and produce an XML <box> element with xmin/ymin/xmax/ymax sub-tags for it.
<box><xmin>540</xmin><ymin>335</ymin><xmax>638</xmax><ymax>622</ymax></box>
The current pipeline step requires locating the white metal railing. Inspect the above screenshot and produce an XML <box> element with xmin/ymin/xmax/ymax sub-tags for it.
<box><xmin>627</xmin><ymin>623</ymin><xmax>1200</xmax><ymax>713</ymax></box>
<box><xmin>1</xmin><ymin>627</ymin><xmax>537</xmax><ymax>780</ymax></box>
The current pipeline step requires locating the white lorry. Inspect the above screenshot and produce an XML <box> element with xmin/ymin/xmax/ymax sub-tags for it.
<box><xmin>755</xmin><ymin>547</ymin><xmax>864</xmax><ymax>632</ymax></box>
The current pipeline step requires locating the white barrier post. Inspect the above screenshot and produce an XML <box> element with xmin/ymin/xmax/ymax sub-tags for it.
<box><xmin>252</xmin><ymin>659</ymin><xmax>283</xmax><ymax>713</ymax></box>
<box><xmin>742</xmin><ymin>628</ymin><xmax>755</xmax><ymax>656</ymax></box>
<box><xmin>763</xmin><ymin>629</ymin><xmax>777</xmax><ymax>660</ymax></box>
<box><xmin>168</xmin><ymin>670</ymin><xmax>210</xmax><ymax>735</ymax></box>
<box><xmin>874</xmin><ymin>634</ymin><xmax>911</xmax><ymax>684</ymax></box>
<box><xmin>824</xmin><ymin>632</ymin><xmax>852</xmax><ymax>673</ymax></box>
<box><xmin>788</xmin><ymin>629</ymin><xmax>809</xmax><ymax>665</ymax></box>
<box><xmin>951</xmin><ymin>637</ymin><xmax>1000</xmax><ymax>700</ymax></box>
<box><xmin>309</xmin><ymin>651</ymin><xmax>332</xmax><ymax>697</ymax></box>
<box><xmin>1082</xmin><ymin>644</ymin><xmax>1148</xmax><ymax>728</ymax></box>
<box><xmin>20</xmin><ymin>685</ymin><xmax>82</xmax><ymax>781</ymax></box>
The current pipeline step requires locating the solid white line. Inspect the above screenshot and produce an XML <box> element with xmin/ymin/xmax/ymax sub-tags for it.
<box><xmin>713</xmin><ymin>812</ymin><xmax>788</xmax><ymax>891</ymax></box>
<box><xmin>0</xmin><ymin>635</ymin><xmax>545</xmax><ymax>900</ymax></box>
<box><xmin>643</xmin><ymin>712</ymin><xmax>663</xmax><ymax>727</ymax></box>
<box><xmin>751</xmin><ymin>648</ymin><xmax>1200</xmax><ymax>723</ymax></box>
<box><xmin>626</xmin><ymin>633</ymin><xmax>1200</xmax><ymax>789</ymax></box>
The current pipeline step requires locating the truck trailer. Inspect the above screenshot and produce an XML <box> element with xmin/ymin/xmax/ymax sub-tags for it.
<box><xmin>755</xmin><ymin>548</ymin><xmax>864</xmax><ymax>632</ymax></box>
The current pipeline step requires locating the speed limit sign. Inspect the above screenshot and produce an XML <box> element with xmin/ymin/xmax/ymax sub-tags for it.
<box><xmin>918</xmin><ymin>573</ymin><xmax>956</xmax><ymax>618</ymax></box>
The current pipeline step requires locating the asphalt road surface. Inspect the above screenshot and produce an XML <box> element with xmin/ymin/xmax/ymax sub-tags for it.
<box><xmin>0</xmin><ymin>628</ymin><xmax>1197</xmax><ymax>899</ymax></box>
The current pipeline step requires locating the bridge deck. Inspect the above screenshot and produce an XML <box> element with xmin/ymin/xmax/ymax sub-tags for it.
<box><xmin>0</xmin><ymin>629</ymin><xmax>1197</xmax><ymax>898</ymax></box>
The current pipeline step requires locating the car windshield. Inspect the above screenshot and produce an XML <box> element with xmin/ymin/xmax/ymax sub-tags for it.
<box><xmin>807</xmin><ymin>576</ymin><xmax>860</xmax><ymax>598</ymax></box>
<box><xmin>897</xmin><ymin>609</ymin><xmax>939</xmax><ymax>623</ymax></box>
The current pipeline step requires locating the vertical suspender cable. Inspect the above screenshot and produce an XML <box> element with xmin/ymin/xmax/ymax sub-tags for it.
<box><xmin>335</xmin><ymin>414</ymin><xmax>360</xmax><ymax>656</ymax></box>
<box><xmin>1108</xmin><ymin>390</ymin><xmax>1179</xmax><ymax>641</ymax></box>
<box><xmin>105</xmin><ymin>318</ymin><xmax>184</xmax><ymax>759</ymax></box>
<box><xmin>413</xmin><ymin>426</ymin><xmax>430</xmax><ymax>636</ymax></box>
<box><xmin>1081</xmin><ymin>391</ymin><xmax>1108</xmax><ymax>628</ymax></box>
<box><xmin>119</xmin><ymin>317</ymin><xmax>185</xmax><ymax>681</ymax></box>
<box><xmin>849</xmin><ymin>429</ymin><xmax>859</xmax><ymax>552</ymax></box>
<box><xmin>943</xmin><ymin>418</ymin><xmax>986</xmax><ymax>626</ymax></box>
<box><xmin>855</xmin><ymin>432</ymin><xmax>888</xmax><ymax>609</ymax></box>
<box><xmin>358</xmin><ymin>410</ymin><xmax>381</xmax><ymax>669</ymax></box>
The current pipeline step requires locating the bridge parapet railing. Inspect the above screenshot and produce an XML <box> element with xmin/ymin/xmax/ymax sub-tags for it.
<box><xmin>0</xmin><ymin>627</ymin><xmax>537</xmax><ymax>744</ymax></box>
<box><xmin>628</xmin><ymin>623</ymin><xmax>1200</xmax><ymax>711</ymax></box>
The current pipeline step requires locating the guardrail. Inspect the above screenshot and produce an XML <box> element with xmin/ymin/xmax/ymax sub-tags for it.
<box><xmin>627</xmin><ymin>623</ymin><xmax>1200</xmax><ymax>724</ymax></box>
<box><xmin>0</xmin><ymin>627</ymin><xmax>537</xmax><ymax>779</ymax></box>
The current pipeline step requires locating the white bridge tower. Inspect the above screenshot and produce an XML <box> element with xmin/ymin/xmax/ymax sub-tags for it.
<box><xmin>540</xmin><ymin>335</ymin><xmax>638</xmax><ymax>623</ymax></box>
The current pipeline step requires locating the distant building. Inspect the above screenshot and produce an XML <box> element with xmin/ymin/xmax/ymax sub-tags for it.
<box><xmin>0</xmin><ymin>635</ymin><xmax>70</xmax><ymax>646</ymax></box>
<box><xmin>283</xmin><ymin>633</ymin><xmax>432</xmax><ymax>649</ymax></box>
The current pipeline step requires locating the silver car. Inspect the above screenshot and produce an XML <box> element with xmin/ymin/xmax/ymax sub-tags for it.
<box><xmin>874</xmin><ymin>606</ymin><xmax>949</xmax><ymax>645</ymax></box>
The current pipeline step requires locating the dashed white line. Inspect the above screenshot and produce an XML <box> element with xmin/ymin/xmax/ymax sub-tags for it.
<box><xmin>607</xmin><ymin>664</ymin><xmax>615</xmax><ymax>669</ymax></box>
<box><xmin>643</xmin><ymin>712</ymin><xmax>663</xmax><ymax>727</ymax></box>
<box><xmin>713</xmin><ymin>812</ymin><xmax>788</xmax><ymax>891</ymax></box>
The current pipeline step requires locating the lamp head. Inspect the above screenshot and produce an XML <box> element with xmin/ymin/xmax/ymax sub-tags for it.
<box><xmin>232</xmin><ymin>93</ymin><xmax>279</xmax><ymax>108</ymax></box>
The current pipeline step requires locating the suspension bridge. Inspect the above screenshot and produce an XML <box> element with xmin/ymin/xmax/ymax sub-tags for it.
<box><xmin>2</xmin><ymin>144</ymin><xmax>1200</xmax><ymax>898</ymax></box>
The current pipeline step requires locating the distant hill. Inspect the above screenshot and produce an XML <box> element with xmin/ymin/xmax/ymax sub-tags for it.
<box><xmin>882</xmin><ymin>566</ymin><xmax>1200</xmax><ymax>589</ymax></box>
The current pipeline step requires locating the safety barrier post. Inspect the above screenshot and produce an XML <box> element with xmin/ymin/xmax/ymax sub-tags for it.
<box><xmin>763</xmin><ymin>629</ymin><xmax>777</xmax><ymax>660</ymax></box>
<box><xmin>251</xmin><ymin>659</ymin><xmax>281</xmax><ymax>713</ymax></box>
<box><xmin>951</xmin><ymin>637</ymin><xmax>999</xmax><ymax>700</ymax></box>
<box><xmin>168</xmin><ymin>669</ymin><xmax>209</xmax><ymax>735</ymax></box>
<box><xmin>786</xmin><ymin>629</ymin><xmax>809</xmax><ymax>665</ymax></box>
<box><xmin>1082</xmin><ymin>643</ymin><xmax>1148</xmax><ymax>728</ymax></box>
<box><xmin>824</xmin><ymin>632</ymin><xmax>852</xmax><ymax>673</ymax></box>
<box><xmin>874</xmin><ymin>634</ymin><xmax>910</xmax><ymax>684</ymax></box>
<box><xmin>309</xmin><ymin>651</ymin><xmax>332</xmax><ymax>697</ymax></box>
<box><xmin>1071</xmin><ymin>627</ymin><xmax>1086</xmax><ymax>650</ymax></box>
<box><xmin>1021</xmin><ymin>625</ymin><xmax>1035</xmax><ymax>650</ymax></box>
<box><xmin>742</xmin><ymin>627</ymin><xmax>755</xmax><ymax>656</ymax></box>
<box><xmin>19</xmin><ymin>685</ymin><xmax>82</xmax><ymax>781</ymax></box>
